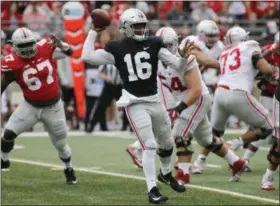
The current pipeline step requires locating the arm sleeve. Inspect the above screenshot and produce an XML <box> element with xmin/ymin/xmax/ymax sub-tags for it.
<box><xmin>158</xmin><ymin>47</ymin><xmax>188</xmax><ymax>71</ymax></box>
<box><xmin>82</xmin><ymin>30</ymin><xmax>115</xmax><ymax>65</ymax></box>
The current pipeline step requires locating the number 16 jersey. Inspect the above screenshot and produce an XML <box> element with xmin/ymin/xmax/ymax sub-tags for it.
<box><xmin>1</xmin><ymin>38</ymin><xmax>59</xmax><ymax>103</ymax></box>
<box><xmin>218</xmin><ymin>40</ymin><xmax>261</xmax><ymax>93</ymax></box>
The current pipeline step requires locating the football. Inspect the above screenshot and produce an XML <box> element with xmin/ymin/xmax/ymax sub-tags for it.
<box><xmin>91</xmin><ymin>9</ymin><xmax>111</xmax><ymax>28</ymax></box>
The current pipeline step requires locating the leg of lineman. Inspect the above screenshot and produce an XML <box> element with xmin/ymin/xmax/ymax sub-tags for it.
<box><xmin>150</xmin><ymin>102</ymin><xmax>185</xmax><ymax>192</ymax></box>
<box><xmin>194</xmin><ymin>88</ymin><xmax>273</xmax><ymax>175</ymax></box>
<box><xmin>125</xmin><ymin>103</ymin><xmax>184</xmax><ymax>204</ymax></box>
<box><xmin>40</xmin><ymin>100</ymin><xmax>77</xmax><ymax>184</ymax></box>
<box><xmin>261</xmin><ymin>97</ymin><xmax>280</xmax><ymax>190</ymax></box>
<box><xmin>1</xmin><ymin>101</ymin><xmax>38</xmax><ymax>170</ymax></box>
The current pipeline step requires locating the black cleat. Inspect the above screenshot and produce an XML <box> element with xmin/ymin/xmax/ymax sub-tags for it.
<box><xmin>64</xmin><ymin>167</ymin><xmax>77</xmax><ymax>184</ymax></box>
<box><xmin>148</xmin><ymin>186</ymin><xmax>168</xmax><ymax>204</ymax></box>
<box><xmin>158</xmin><ymin>170</ymin><xmax>186</xmax><ymax>193</ymax></box>
<box><xmin>1</xmin><ymin>159</ymin><xmax>10</xmax><ymax>170</ymax></box>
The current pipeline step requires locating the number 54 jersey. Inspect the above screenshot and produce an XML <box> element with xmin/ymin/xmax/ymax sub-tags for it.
<box><xmin>218</xmin><ymin>40</ymin><xmax>261</xmax><ymax>93</ymax></box>
<box><xmin>157</xmin><ymin>55</ymin><xmax>209</xmax><ymax>103</ymax></box>
<box><xmin>1</xmin><ymin>38</ymin><xmax>60</xmax><ymax>102</ymax></box>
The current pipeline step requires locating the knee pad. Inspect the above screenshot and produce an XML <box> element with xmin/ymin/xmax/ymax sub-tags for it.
<box><xmin>2</xmin><ymin>129</ymin><xmax>17</xmax><ymax>142</ymax></box>
<box><xmin>174</xmin><ymin>136</ymin><xmax>194</xmax><ymax>156</ymax></box>
<box><xmin>145</xmin><ymin>139</ymin><xmax>157</xmax><ymax>150</ymax></box>
<box><xmin>212</xmin><ymin>128</ymin><xmax>224</xmax><ymax>138</ymax></box>
<box><xmin>157</xmin><ymin>147</ymin><xmax>173</xmax><ymax>158</ymax></box>
<box><xmin>267</xmin><ymin>138</ymin><xmax>280</xmax><ymax>166</ymax></box>
<box><xmin>205</xmin><ymin>136</ymin><xmax>223</xmax><ymax>152</ymax></box>
<box><xmin>256</xmin><ymin>128</ymin><xmax>273</xmax><ymax>140</ymax></box>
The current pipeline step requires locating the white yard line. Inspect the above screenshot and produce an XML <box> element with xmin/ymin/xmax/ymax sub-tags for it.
<box><xmin>9</xmin><ymin>158</ymin><xmax>279</xmax><ymax>205</ymax></box>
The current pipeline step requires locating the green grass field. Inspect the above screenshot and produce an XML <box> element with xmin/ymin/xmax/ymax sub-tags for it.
<box><xmin>2</xmin><ymin>132</ymin><xmax>279</xmax><ymax>205</ymax></box>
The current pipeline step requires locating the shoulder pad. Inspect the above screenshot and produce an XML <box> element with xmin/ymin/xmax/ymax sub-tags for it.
<box><xmin>180</xmin><ymin>35</ymin><xmax>204</xmax><ymax>51</ymax></box>
<box><xmin>1</xmin><ymin>53</ymin><xmax>20</xmax><ymax>72</ymax></box>
<box><xmin>244</xmin><ymin>40</ymin><xmax>260</xmax><ymax>47</ymax></box>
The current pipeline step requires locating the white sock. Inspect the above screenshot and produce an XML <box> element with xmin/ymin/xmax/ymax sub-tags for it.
<box><xmin>243</xmin><ymin>149</ymin><xmax>255</xmax><ymax>160</ymax></box>
<box><xmin>159</xmin><ymin>155</ymin><xmax>172</xmax><ymax>176</ymax></box>
<box><xmin>1</xmin><ymin>152</ymin><xmax>9</xmax><ymax>161</ymax></box>
<box><xmin>196</xmin><ymin>154</ymin><xmax>206</xmax><ymax>163</ymax></box>
<box><xmin>233</xmin><ymin>137</ymin><xmax>243</xmax><ymax>146</ymax></box>
<box><xmin>58</xmin><ymin>144</ymin><xmax>72</xmax><ymax>169</ymax></box>
<box><xmin>142</xmin><ymin>150</ymin><xmax>157</xmax><ymax>192</ymax></box>
<box><xmin>265</xmin><ymin>168</ymin><xmax>276</xmax><ymax>178</ymax></box>
<box><xmin>224</xmin><ymin>150</ymin><xmax>239</xmax><ymax>166</ymax></box>
<box><xmin>132</xmin><ymin>141</ymin><xmax>142</xmax><ymax>150</ymax></box>
<box><xmin>178</xmin><ymin>162</ymin><xmax>191</xmax><ymax>174</ymax></box>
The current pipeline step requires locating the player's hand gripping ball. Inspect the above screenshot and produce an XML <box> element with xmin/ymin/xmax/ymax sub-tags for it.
<box><xmin>91</xmin><ymin>9</ymin><xmax>111</xmax><ymax>31</ymax></box>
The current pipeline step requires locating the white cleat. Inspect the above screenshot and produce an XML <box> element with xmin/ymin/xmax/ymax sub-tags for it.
<box><xmin>261</xmin><ymin>175</ymin><xmax>275</xmax><ymax>191</ymax></box>
<box><xmin>126</xmin><ymin>145</ymin><xmax>143</xmax><ymax>168</ymax></box>
<box><xmin>225</xmin><ymin>138</ymin><xmax>243</xmax><ymax>151</ymax></box>
<box><xmin>192</xmin><ymin>160</ymin><xmax>205</xmax><ymax>174</ymax></box>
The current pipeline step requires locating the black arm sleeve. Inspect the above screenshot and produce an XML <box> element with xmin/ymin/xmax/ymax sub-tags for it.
<box><xmin>62</xmin><ymin>47</ymin><xmax>73</xmax><ymax>56</ymax></box>
<box><xmin>1</xmin><ymin>72</ymin><xmax>16</xmax><ymax>94</ymax></box>
<box><xmin>252</xmin><ymin>53</ymin><xmax>263</xmax><ymax>68</ymax></box>
<box><xmin>276</xmin><ymin>80</ymin><xmax>280</xmax><ymax>102</ymax></box>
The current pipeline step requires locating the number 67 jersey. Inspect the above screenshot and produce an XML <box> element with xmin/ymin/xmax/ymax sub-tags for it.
<box><xmin>1</xmin><ymin>38</ymin><xmax>60</xmax><ymax>103</ymax></box>
<box><xmin>218</xmin><ymin>40</ymin><xmax>261</xmax><ymax>93</ymax></box>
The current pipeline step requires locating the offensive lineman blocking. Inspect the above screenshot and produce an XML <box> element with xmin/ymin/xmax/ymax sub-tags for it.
<box><xmin>1</xmin><ymin>27</ymin><xmax>77</xmax><ymax>184</ymax></box>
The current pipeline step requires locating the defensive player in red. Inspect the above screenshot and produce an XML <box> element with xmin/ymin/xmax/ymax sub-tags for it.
<box><xmin>1</xmin><ymin>27</ymin><xmax>77</xmax><ymax>184</ymax></box>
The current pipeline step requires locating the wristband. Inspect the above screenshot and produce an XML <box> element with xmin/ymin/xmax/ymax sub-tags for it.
<box><xmin>174</xmin><ymin>101</ymin><xmax>188</xmax><ymax>114</ymax></box>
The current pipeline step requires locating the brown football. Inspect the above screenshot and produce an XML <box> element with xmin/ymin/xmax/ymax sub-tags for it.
<box><xmin>91</xmin><ymin>9</ymin><xmax>111</xmax><ymax>28</ymax></box>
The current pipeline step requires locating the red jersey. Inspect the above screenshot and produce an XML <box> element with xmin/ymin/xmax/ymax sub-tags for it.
<box><xmin>1</xmin><ymin>44</ymin><xmax>13</xmax><ymax>56</ymax></box>
<box><xmin>257</xmin><ymin>44</ymin><xmax>280</xmax><ymax>96</ymax></box>
<box><xmin>262</xmin><ymin>44</ymin><xmax>280</xmax><ymax>67</ymax></box>
<box><xmin>1</xmin><ymin>38</ymin><xmax>60</xmax><ymax>102</ymax></box>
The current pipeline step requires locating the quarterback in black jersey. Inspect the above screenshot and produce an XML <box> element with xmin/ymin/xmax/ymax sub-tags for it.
<box><xmin>82</xmin><ymin>8</ymin><xmax>196</xmax><ymax>204</ymax></box>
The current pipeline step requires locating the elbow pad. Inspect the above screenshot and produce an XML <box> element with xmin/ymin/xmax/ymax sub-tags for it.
<box><xmin>252</xmin><ymin>53</ymin><xmax>263</xmax><ymax>68</ymax></box>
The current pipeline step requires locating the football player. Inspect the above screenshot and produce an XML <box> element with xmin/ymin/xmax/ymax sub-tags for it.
<box><xmin>157</xmin><ymin>27</ymin><xmax>247</xmax><ymax>184</ymax></box>
<box><xmin>1</xmin><ymin>27</ymin><xmax>77</xmax><ymax>184</ymax></box>
<box><xmin>193</xmin><ymin>26</ymin><xmax>276</xmax><ymax>175</ymax></box>
<box><xmin>82</xmin><ymin>8</ymin><xmax>189</xmax><ymax>204</ymax></box>
<box><xmin>261</xmin><ymin>68</ymin><xmax>280</xmax><ymax>190</ymax></box>
<box><xmin>225</xmin><ymin>32</ymin><xmax>279</xmax><ymax>171</ymax></box>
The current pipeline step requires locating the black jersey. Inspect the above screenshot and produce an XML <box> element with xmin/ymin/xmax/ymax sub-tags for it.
<box><xmin>104</xmin><ymin>36</ymin><xmax>166</xmax><ymax>97</ymax></box>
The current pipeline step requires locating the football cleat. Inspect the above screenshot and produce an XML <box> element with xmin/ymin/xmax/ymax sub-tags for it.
<box><xmin>1</xmin><ymin>159</ymin><xmax>10</xmax><ymax>171</ymax></box>
<box><xmin>192</xmin><ymin>160</ymin><xmax>205</xmax><ymax>174</ymax></box>
<box><xmin>244</xmin><ymin>160</ymin><xmax>252</xmax><ymax>172</ymax></box>
<box><xmin>64</xmin><ymin>167</ymin><xmax>77</xmax><ymax>184</ymax></box>
<box><xmin>229</xmin><ymin>159</ymin><xmax>248</xmax><ymax>182</ymax></box>
<box><xmin>225</xmin><ymin>138</ymin><xmax>243</xmax><ymax>151</ymax></box>
<box><xmin>175</xmin><ymin>169</ymin><xmax>190</xmax><ymax>184</ymax></box>
<box><xmin>261</xmin><ymin>174</ymin><xmax>275</xmax><ymax>191</ymax></box>
<box><xmin>126</xmin><ymin>145</ymin><xmax>143</xmax><ymax>168</ymax></box>
<box><xmin>148</xmin><ymin>186</ymin><xmax>168</xmax><ymax>204</ymax></box>
<box><xmin>157</xmin><ymin>170</ymin><xmax>186</xmax><ymax>193</ymax></box>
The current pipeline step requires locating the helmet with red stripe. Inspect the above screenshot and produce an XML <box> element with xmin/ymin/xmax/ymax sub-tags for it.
<box><xmin>224</xmin><ymin>26</ymin><xmax>250</xmax><ymax>46</ymax></box>
<box><xmin>11</xmin><ymin>27</ymin><xmax>37</xmax><ymax>58</ymax></box>
<box><xmin>196</xmin><ymin>20</ymin><xmax>220</xmax><ymax>48</ymax></box>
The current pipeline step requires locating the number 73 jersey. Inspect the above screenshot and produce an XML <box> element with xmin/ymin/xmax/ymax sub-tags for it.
<box><xmin>158</xmin><ymin>58</ymin><xmax>209</xmax><ymax>103</ymax></box>
<box><xmin>1</xmin><ymin>38</ymin><xmax>60</xmax><ymax>101</ymax></box>
<box><xmin>218</xmin><ymin>40</ymin><xmax>261</xmax><ymax>93</ymax></box>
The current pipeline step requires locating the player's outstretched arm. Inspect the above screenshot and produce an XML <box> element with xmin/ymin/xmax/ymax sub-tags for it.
<box><xmin>158</xmin><ymin>47</ymin><xmax>188</xmax><ymax>70</ymax></box>
<box><xmin>81</xmin><ymin>29</ymin><xmax>115</xmax><ymax>65</ymax></box>
<box><xmin>189</xmin><ymin>48</ymin><xmax>220</xmax><ymax>70</ymax></box>
<box><xmin>50</xmin><ymin>35</ymin><xmax>73</xmax><ymax>58</ymax></box>
<box><xmin>253</xmin><ymin>51</ymin><xmax>275</xmax><ymax>77</ymax></box>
